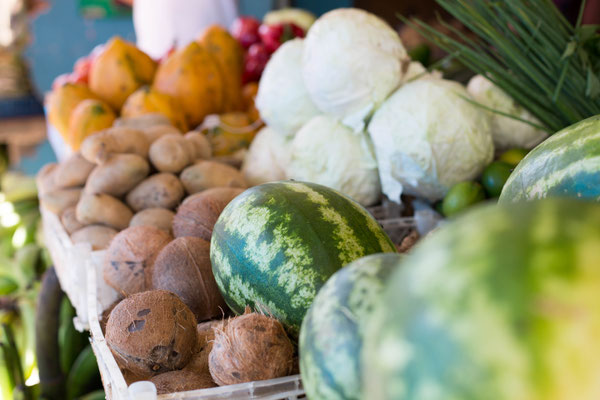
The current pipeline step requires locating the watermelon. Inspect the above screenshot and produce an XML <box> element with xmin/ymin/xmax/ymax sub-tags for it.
<box><xmin>363</xmin><ymin>198</ymin><xmax>600</xmax><ymax>400</ymax></box>
<box><xmin>210</xmin><ymin>181</ymin><xmax>396</xmax><ymax>338</ymax></box>
<box><xmin>500</xmin><ymin>115</ymin><xmax>600</xmax><ymax>203</ymax></box>
<box><xmin>300</xmin><ymin>253</ymin><xmax>403</xmax><ymax>400</ymax></box>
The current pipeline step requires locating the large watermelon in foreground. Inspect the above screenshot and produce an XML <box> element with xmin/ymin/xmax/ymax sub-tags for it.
<box><xmin>500</xmin><ymin>115</ymin><xmax>600</xmax><ymax>203</ymax></box>
<box><xmin>364</xmin><ymin>198</ymin><xmax>600</xmax><ymax>400</ymax></box>
<box><xmin>300</xmin><ymin>253</ymin><xmax>403</xmax><ymax>400</ymax></box>
<box><xmin>210</xmin><ymin>181</ymin><xmax>396</xmax><ymax>338</ymax></box>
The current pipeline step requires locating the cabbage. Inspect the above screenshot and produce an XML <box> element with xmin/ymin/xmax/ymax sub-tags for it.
<box><xmin>302</xmin><ymin>8</ymin><xmax>407</xmax><ymax>132</ymax></box>
<box><xmin>256</xmin><ymin>39</ymin><xmax>321</xmax><ymax>138</ymax></box>
<box><xmin>467</xmin><ymin>74</ymin><xmax>548</xmax><ymax>150</ymax></box>
<box><xmin>241</xmin><ymin>127</ymin><xmax>291</xmax><ymax>186</ymax></box>
<box><xmin>400</xmin><ymin>61</ymin><xmax>442</xmax><ymax>84</ymax></box>
<box><xmin>286</xmin><ymin>115</ymin><xmax>381</xmax><ymax>206</ymax></box>
<box><xmin>368</xmin><ymin>78</ymin><xmax>494</xmax><ymax>202</ymax></box>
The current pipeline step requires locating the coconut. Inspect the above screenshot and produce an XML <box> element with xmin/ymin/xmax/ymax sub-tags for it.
<box><xmin>208</xmin><ymin>311</ymin><xmax>294</xmax><ymax>386</ymax></box>
<box><xmin>151</xmin><ymin>237</ymin><xmax>228</xmax><ymax>321</ymax></box>
<box><xmin>172</xmin><ymin>188</ymin><xmax>244</xmax><ymax>240</ymax></box>
<box><xmin>105</xmin><ymin>290</ymin><xmax>198</xmax><ymax>377</ymax></box>
<box><xmin>184</xmin><ymin>320</ymin><xmax>223</xmax><ymax>375</ymax></box>
<box><xmin>103</xmin><ymin>226</ymin><xmax>172</xmax><ymax>296</ymax></box>
<box><xmin>150</xmin><ymin>370</ymin><xmax>216</xmax><ymax>395</ymax></box>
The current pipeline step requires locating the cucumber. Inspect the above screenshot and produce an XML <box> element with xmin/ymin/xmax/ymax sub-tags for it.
<box><xmin>66</xmin><ymin>346</ymin><xmax>101</xmax><ymax>400</ymax></box>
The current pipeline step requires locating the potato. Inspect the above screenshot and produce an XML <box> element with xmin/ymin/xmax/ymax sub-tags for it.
<box><xmin>126</xmin><ymin>173</ymin><xmax>184</xmax><ymax>211</ymax></box>
<box><xmin>40</xmin><ymin>188</ymin><xmax>82</xmax><ymax>215</ymax></box>
<box><xmin>84</xmin><ymin>154</ymin><xmax>150</xmax><ymax>197</ymax></box>
<box><xmin>180</xmin><ymin>161</ymin><xmax>247</xmax><ymax>195</ymax></box>
<box><xmin>129</xmin><ymin>208</ymin><xmax>174</xmax><ymax>233</ymax></box>
<box><xmin>184</xmin><ymin>131</ymin><xmax>212</xmax><ymax>160</ymax></box>
<box><xmin>60</xmin><ymin>206</ymin><xmax>85</xmax><ymax>235</ymax></box>
<box><xmin>53</xmin><ymin>153</ymin><xmax>96</xmax><ymax>188</ymax></box>
<box><xmin>143</xmin><ymin>124</ymin><xmax>181</xmax><ymax>143</ymax></box>
<box><xmin>114</xmin><ymin>113</ymin><xmax>171</xmax><ymax>130</ymax></box>
<box><xmin>71</xmin><ymin>225</ymin><xmax>118</xmax><ymax>250</ymax></box>
<box><xmin>149</xmin><ymin>134</ymin><xmax>194</xmax><ymax>173</ymax></box>
<box><xmin>76</xmin><ymin>193</ymin><xmax>133</xmax><ymax>230</ymax></box>
<box><xmin>80</xmin><ymin>127</ymin><xmax>150</xmax><ymax>164</ymax></box>
<box><xmin>36</xmin><ymin>163</ymin><xmax>58</xmax><ymax>196</ymax></box>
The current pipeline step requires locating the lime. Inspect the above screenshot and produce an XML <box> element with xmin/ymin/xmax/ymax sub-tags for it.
<box><xmin>442</xmin><ymin>181</ymin><xmax>486</xmax><ymax>217</ymax></box>
<box><xmin>498</xmin><ymin>148</ymin><xmax>528</xmax><ymax>167</ymax></box>
<box><xmin>481</xmin><ymin>161</ymin><xmax>513</xmax><ymax>197</ymax></box>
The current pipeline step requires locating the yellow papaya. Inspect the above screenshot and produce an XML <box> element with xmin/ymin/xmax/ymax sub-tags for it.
<box><xmin>121</xmin><ymin>86</ymin><xmax>188</xmax><ymax>132</ymax></box>
<box><xmin>47</xmin><ymin>83</ymin><xmax>98</xmax><ymax>139</ymax></box>
<box><xmin>153</xmin><ymin>42</ymin><xmax>224</xmax><ymax>128</ymax></box>
<box><xmin>67</xmin><ymin>99</ymin><xmax>116</xmax><ymax>150</ymax></box>
<box><xmin>89</xmin><ymin>36</ymin><xmax>157</xmax><ymax>110</ymax></box>
<box><xmin>197</xmin><ymin>25</ymin><xmax>244</xmax><ymax>112</ymax></box>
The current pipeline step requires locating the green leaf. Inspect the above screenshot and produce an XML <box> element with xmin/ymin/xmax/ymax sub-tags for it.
<box><xmin>562</xmin><ymin>41</ymin><xmax>577</xmax><ymax>59</ymax></box>
<box><xmin>586</xmin><ymin>68</ymin><xmax>600</xmax><ymax>98</ymax></box>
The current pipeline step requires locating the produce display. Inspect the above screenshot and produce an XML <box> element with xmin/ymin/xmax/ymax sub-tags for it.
<box><xmin>36</xmin><ymin>1</ymin><xmax>600</xmax><ymax>398</ymax></box>
<box><xmin>363</xmin><ymin>199</ymin><xmax>600</xmax><ymax>400</ymax></box>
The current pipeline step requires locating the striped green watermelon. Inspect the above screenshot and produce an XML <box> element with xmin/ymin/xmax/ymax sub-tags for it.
<box><xmin>210</xmin><ymin>181</ymin><xmax>396</xmax><ymax>338</ymax></box>
<box><xmin>300</xmin><ymin>253</ymin><xmax>403</xmax><ymax>400</ymax></box>
<box><xmin>363</xmin><ymin>198</ymin><xmax>600</xmax><ymax>400</ymax></box>
<box><xmin>500</xmin><ymin>115</ymin><xmax>600</xmax><ymax>203</ymax></box>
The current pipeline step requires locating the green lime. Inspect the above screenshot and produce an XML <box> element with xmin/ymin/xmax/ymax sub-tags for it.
<box><xmin>442</xmin><ymin>181</ymin><xmax>486</xmax><ymax>217</ymax></box>
<box><xmin>498</xmin><ymin>148</ymin><xmax>528</xmax><ymax>167</ymax></box>
<box><xmin>481</xmin><ymin>161</ymin><xmax>513</xmax><ymax>197</ymax></box>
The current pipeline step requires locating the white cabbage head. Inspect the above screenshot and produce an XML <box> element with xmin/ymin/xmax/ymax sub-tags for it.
<box><xmin>302</xmin><ymin>8</ymin><xmax>407</xmax><ymax>132</ymax></box>
<box><xmin>241</xmin><ymin>127</ymin><xmax>291</xmax><ymax>186</ymax></box>
<box><xmin>368</xmin><ymin>78</ymin><xmax>494</xmax><ymax>202</ymax></box>
<box><xmin>400</xmin><ymin>61</ymin><xmax>442</xmax><ymax>84</ymax></box>
<box><xmin>286</xmin><ymin>115</ymin><xmax>381</xmax><ymax>206</ymax></box>
<box><xmin>467</xmin><ymin>74</ymin><xmax>548</xmax><ymax>150</ymax></box>
<box><xmin>256</xmin><ymin>39</ymin><xmax>321</xmax><ymax>138</ymax></box>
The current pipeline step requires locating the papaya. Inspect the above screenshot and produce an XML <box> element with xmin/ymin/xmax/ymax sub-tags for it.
<box><xmin>47</xmin><ymin>83</ymin><xmax>98</xmax><ymax>139</ymax></box>
<box><xmin>121</xmin><ymin>86</ymin><xmax>188</xmax><ymax>132</ymax></box>
<box><xmin>197</xmin><ymin>25</ymin><xmax>244</xmax><ymax>112</ymax></box>
<box><xmin>67</xmin><ymin>99</ymin><xmax>116</xmax><ymax>150</ymax></box>
<box><xmin>89</xmin><ymin>36</ymin><xmax>157</xmax><ymax>110</ymax></box>
<box><xmin>153</xmin><ymin>42</ymin><xmax>224</xmax><ymax>128</ymax></box>
<box><xmin>202</xmin><ymin>112</ymin><xmax>258</xmax><ymax>156</ymax></box>
<box><xmin>242</xmin><ymin>82</ymin><xmax>260</xmax><ymax>122</ymax></box>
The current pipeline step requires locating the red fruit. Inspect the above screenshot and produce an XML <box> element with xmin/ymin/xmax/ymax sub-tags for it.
<box><xmin>73</xmin><ymin>57</ymin><xmax>91</xmax><ymax>83</ymax></box>
<box><xmin>231</xmin><ymin>16</ymin><xmax>261</xmax><ymax>49</ymax></box>
<box><xmin>243</xmin><ymin>43</ymin><xmax>270</xmax><ymax>84</ymax></box>
<box><xmin>52</xmin><ymin>73</ymin><xmax>71</xmax><ymax>90</ymax></box>
<box><xmin>258</xmin><ymin>23</ymin><xmax>305</xmax><ymax>54</ymax></box>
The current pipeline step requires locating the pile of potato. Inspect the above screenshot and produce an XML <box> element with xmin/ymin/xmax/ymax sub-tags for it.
<box><xmin>38</xmin><ymin>114</ymin><xmax>296</xmax><ymax>394</ymax></box>
<box><xmin>37</xmin><ymin>114</ymin><xmax>247</xmax><ymax>250</ymax></box>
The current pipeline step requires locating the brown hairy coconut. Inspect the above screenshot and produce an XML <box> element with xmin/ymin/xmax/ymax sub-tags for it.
<box><xmin>149</xmin><ymin>370</ymin><xmax>216</xmax><ymax>394</ymax></box>
<box><xmin>208</xmin><ymin>310</ymin><xmax>294</xmax><ymax>386</ymax></box>
<box><xmin>184</xmin><ymin>320</ymin><xmax>223</xmax><ymax>375</ymax></box>
<box><xmin>172</xmin><ymin>187</ymin><xmax>244</xmax><ymax>240</ymax></box>
<box><xmin>105</xmin><ymin>290</ymin><xmax>197</xmax><ymax>377</ymax></box>
<box><xmin>103</xmin><ymin>226</ymin><xmax>172</xmax><ymax>296</ymax></box>
<box><xmin>150</xmin><ymin>237</ymin><xmax>228</xmax><ymax>321</ymax></box>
